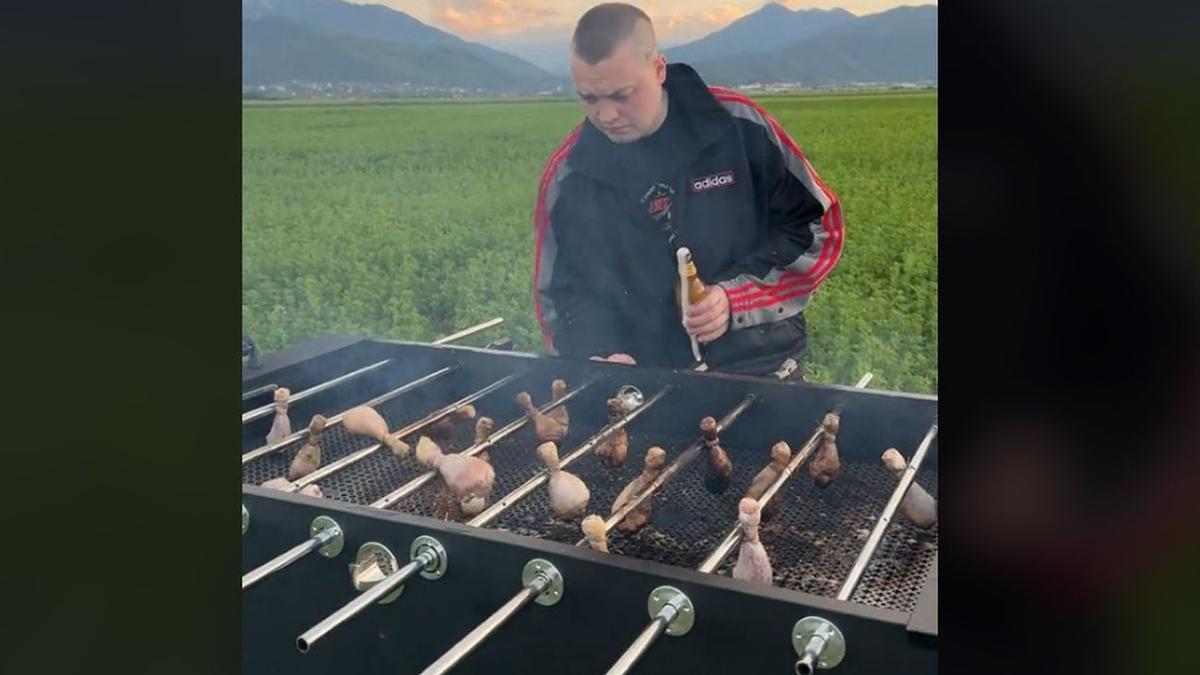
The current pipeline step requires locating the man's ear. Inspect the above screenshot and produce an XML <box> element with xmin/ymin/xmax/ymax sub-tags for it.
<box><xmin>655</xmin><ymin>52</ymin><xmax>666</xmax><ymax>85</ymax></box>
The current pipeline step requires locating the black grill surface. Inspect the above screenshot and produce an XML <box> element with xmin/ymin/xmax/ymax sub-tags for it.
<box><xmin>247</xmin><ymin>397</ymin><xmax>937</xmax><ymax>615</ymax></box>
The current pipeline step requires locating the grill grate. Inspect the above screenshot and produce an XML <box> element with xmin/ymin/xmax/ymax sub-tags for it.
<box><xmin>241</xmin><ymin>390</ymin><xmax>487</xmax><ymax>503</ymax></box>
<box><xmin>244</xmin><ymin>394</ymin><xmax>937</xmax><ymax>614</ymax></box>
<box><xmin>711</xmin><ymin>460</ymin><xmax>938</xmax><ymax>614</ymax></box>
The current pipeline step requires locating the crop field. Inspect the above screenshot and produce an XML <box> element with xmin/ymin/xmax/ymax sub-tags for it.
<box><xmin>243</xmin><ymin>91</ymin><xmax>936</xmax><ymax>393</ymax></box>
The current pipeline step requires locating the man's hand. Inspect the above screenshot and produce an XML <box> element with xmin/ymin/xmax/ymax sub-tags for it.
<box><xmin>589</xmin><ymin>353</ymin><xmax>637</xmax><ymax>365</ymax></box>
<box><xmin>685</xmin><ymin>285</ymin><xmax>730</xmax><ymax>343</ymax></box>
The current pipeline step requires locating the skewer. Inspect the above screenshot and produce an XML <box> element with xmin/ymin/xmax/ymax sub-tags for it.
<box><xmin>604</xmin><ymin>585</ymin><xmax>695</xmax><ymax>675</ymax></box>
<box><xmin>296</xmin><ymin>536</ymin><xmax>447</xmax><ymax>653</ymax></box>
<box><xmin>836</xmin><ymin>420</ymin><xmax>938</xmax><ymax>601</ymax></box>
<box><xmin>573</xmin><ymin>394</ymin><xmax>758</xmax><ymax>547</ymax></box>
<box><xmin>241</xmin><ymin>366</ymin><xmax>458</xmax><ymax>466</ymax></box>
<box><xmin>430</xmin><ymin>317</ymin><xmax>504</xmax><ymax>345</ymax></box>
<box><xmin>467</xmin><ymin>386</ymin><xmax>674</xmax><ymax>528</ymax></box>
<box><xmin>242</xmin><ymin>516</ymin><xmax>344</xmax><ymax>591</ymax></box>
<box><xmin>416</xmin><ymin>559</ymin><xmax>564</xmax><ymax>675</ymax></box>
<box><xmin>242</xmin><ymin>359</ymin><xmax>392</xmax><ymax>424</ymax></box>
<box><xmin>241</xmin><ymin>383</ymin><xmax>278</xmax><ymax>401</ymax></box>
<box><xmin>370</xmin><ymin>379</ymin><xmax>599</xmax><ymax>509</ymax></box>
<box><xmin>578</xmin><ymin>360</ymin><xmax>826</xmax><ymax>547</ymax></box>
<box><xmin>241</xmin><ymin>318</ymin><xmax>495</xmax><ymax>413</ymax></box>
<box><xmin>288</xmin><ymin>373</ymin><xmax>523</xmax><ymax>491</ymax></box>
<box><xmin>696</xmin><ymin>372</ymin><xmax>875</xmax><ymax>574</ymax></box>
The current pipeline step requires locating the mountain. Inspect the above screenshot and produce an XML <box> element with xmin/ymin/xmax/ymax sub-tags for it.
<box><xmin>481</xmin><ymin>37</ymin><xmax>572</xmax><ymax>75</ymax></box>
<box><xmin>243</xmin><ymin>0</ymin><xmax>436</xmax><ymax>43</ymax></box>
<box><xmin>664</xmin><ymin>4</ymin><xmax>855</xmax><ymax>64</ymax></box>
<box><xmin>683</xmin><ymin>5</ymin><xmax>937</xmax><ymax>86</ymax></box>
<box><xmin>242</xmin><ymin>0</ymin><xmax>558</xmax><ymax>90</ymax></box>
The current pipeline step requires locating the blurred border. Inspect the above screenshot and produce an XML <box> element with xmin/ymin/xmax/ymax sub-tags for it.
<box><xmin>942</xmin><ymin>2</ymin><xmax>1200</xmax><ymax>673</ymax></box>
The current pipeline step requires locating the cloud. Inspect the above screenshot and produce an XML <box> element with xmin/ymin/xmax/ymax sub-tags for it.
<box><xmin>780</xmin><ymin>0</ymin><xmax>938</xmax><ymax>15</ymax></box>
<box><xmin>428</xmin><ymin>0</ymin><xmax>560</xmax><ymax>37</ymax></box>
<box><xmin>640</xmin><ymin>3</ymin><xmax>748</xmax><ymax>44</ymax></box>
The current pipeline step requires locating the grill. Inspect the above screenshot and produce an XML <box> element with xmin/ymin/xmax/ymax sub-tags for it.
<box><xmin>242</xmin><ymin>332</ymin><xmax>938</xmax><ymax>674</ymax></box>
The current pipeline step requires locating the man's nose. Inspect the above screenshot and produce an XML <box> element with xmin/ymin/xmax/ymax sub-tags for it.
<box><xmin>596</xmin><ymin>101</ymin><xmax>619</xmax><ymax>124</ymax></box>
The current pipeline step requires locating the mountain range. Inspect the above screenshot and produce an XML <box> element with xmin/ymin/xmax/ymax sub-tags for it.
<box><xmin>676</xmin><ymin>4</ymin><xmax>938</xmax><ymax>86</ymax></box>
<box><xmin>242</xmin><ymin>0</ymin><xmax>937</xmax><ymax>93</ymax></box>
<box><xmin>242</xmin><ymin>0</ymin><xmax>558</xmax><ymax>90</ymax></box>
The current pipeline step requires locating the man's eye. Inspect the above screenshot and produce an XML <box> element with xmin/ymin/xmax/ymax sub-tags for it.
<box><xmin>581</xmin><ymin>95</ymin><xmax>597</xmax><ymax>104</ymax></box>
<box><xmin>611</xmin><ymin>95</ymin><xmax>628</xmax><ymax>103</ymax></box>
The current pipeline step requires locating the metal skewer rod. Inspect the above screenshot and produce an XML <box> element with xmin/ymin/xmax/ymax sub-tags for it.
<box><xmin>371</xmin><ymin>379</ymin><xmax>599</xmax><ymax>509</ymax></box>
<box><xmin>696</xmin><ymin>372</ymin><xmax>875</xmax><ymax>573</ymax></box>
<box><xmin>418</xmin><ymin>559</ymin><xmax>563</xmax><ymax>675</ymax></box>
<box><xmin>575</xmin><ymin>393</ymin><xmax>759</xmax><ymax>546</ymax></box>
<box><xmin>296</xmin><ymin>537</ymin><xmax>446</xmax><ymax>653</ymax></box>
<box><xmin>467</xmin><ymin>385</ymin><xmax>674</xmax><ymax>528</ymax></box>
<box><xmin>242</xmin><ymin>366</ymin><xmax>458</xmax><ymax>466</ymax></box>
<box><xmin>242</xmin><ymin>516</ymin><xmax>344</xmax><ymax>591</ymax></box>
<box><xmin>605</xmin><ymin>586</ymin><xmax>695</xmax><ymax>675</ymax></box>
<box><xmin>431</xmin><ymin>317</ymin><xmax>504</xmax><ymax>345</ymax></box>
<box><xmin>836</xmin><ymin>420</ymin><xmax>938</xmax><ymax>601</ymax></box>
<box><xmin>242</xmin><ymin>359</ymin><xmax>393</xmax><ymax>424</ymax></box>
<box><xmin>289</xmin><ymin>373</ymin><xmax>524</xmax><ymax>491</ymax></box>
<box><xmin>242</xmin><ymin>319</ymin><xmax>494</xmax><ymax>414</ymax></box>
<box><xmin>242</xmin><ymin>383</ymin><xmax>278</xmax><ymax>401</ymax></box>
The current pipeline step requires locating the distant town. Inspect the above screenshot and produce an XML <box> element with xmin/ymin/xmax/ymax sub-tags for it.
<box><xmin>242</xmin><ymin>80</ymin><xmax>938</xmax><ymax>102</ymax></box>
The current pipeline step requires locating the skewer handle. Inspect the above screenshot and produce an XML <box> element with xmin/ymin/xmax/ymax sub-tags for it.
<box><xmin>418</xmin><ymin>560</ymin><xmax>562</xmax><ymax>675</ymax></box>
<box><xmin>605</xmin><ymin>586</ymin><xmax>694</xmax><ymax>675</ymax></box>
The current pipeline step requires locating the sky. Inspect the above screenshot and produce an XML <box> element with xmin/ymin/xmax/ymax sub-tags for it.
<box><xmin>350</xmin><ymin>1</ymin><xmax>937</xmax><ymax>45</ymax></box>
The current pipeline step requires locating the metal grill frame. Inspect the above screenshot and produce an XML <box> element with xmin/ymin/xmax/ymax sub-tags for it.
<box><xmin>243</xmin><ymin>337</ymin><xmax>938</xmax><ymax>673</ymax></box>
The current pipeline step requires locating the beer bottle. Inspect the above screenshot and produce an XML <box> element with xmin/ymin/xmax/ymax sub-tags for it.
<box><xmin>677</xmin><ymin>247</ymin><xmax>708</xmax><ymax>306</ymax></box>
<box><xmin>676</xmin><ymin>247</ymin><xmax>708</xmax><ymax>367</ymax></box>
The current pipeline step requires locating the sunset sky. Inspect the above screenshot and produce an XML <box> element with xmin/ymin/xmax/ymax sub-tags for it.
<box><xmin>351</xmin><ymin>1</ymin><xmax>937</xmax><ymax>44</ymax></box>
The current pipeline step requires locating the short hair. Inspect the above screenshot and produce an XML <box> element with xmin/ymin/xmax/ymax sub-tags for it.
<box><xmin>571</xmin><ymin>3</ymin><xmax>655</xmax><ymax>65</ymax></box>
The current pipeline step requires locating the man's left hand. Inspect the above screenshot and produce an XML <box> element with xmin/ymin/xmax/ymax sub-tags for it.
<box><xmin>685</xmin><ymin>285</ymin><xmax>730</xmax><ymax>343</ymax></box>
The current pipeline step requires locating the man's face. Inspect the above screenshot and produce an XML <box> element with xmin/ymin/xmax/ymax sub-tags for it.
<box><xmin>570</xmin><ymin>37</ymin><xmax>667</xmax><ymax>144</ymax></box>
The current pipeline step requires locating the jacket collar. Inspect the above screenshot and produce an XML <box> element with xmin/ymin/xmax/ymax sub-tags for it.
<box><xmin>567</xmin><ymin>63</ymin><xmax>732</xmax><ymax>185</ymax></box>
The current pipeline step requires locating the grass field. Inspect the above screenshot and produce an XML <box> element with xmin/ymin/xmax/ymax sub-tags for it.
<box><xmin>243</xmin><ymin>91</ymin><xmax>937</xmax><ymax>393</ymax></box>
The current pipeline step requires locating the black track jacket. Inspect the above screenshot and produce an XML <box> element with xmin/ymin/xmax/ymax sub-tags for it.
<box><xmin>533</xmin><ymin>63</ymin><xmax>844</xmax><ymax>375</ymax></box>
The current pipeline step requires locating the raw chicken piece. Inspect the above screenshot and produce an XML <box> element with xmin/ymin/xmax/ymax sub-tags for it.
<box><xmin>288</xmin><ymin>415</ymin><xmax>327</xmax><ymax>480</ymax></box>
<box><xmin>298</xmin><ymin>485</ymin><xmax>323</xmax><ymax>498</ymax></box>
<box><xmin>611</xmin><ymin>446</ymin><xmax>667</xmax><ymax>534</ymax></box>
<box><xmin>537</xmin><ymin>442</ymin><xmax>589</xmax><ymax>520</ymax></box>
<box><xmin>595</xmin><ymin>397</ymin><xmax>630</xmax><ymax>468</ymax></box>
<box><xmin>259</xmin><ymin>478</ymin><xmax>323</xmax><ymax>498</ymax></box>
<box><xmin>517</xmin><ymin>392</ymin><xmax>566</xmax><ymax>443</ymax></box>
<box><xmin>745</xmin><ymin>441</ymin><xmax>791</xmax><ymax>521</ymax></box>
<box><xmin>732</xmin><ymin>497</ymin><xmax>773</xmax><ymax>585</ymax></box>
<box><xmin>265</xmin><ymin>387</ymin><xmax>291</xmax><ymax>445</ymax></box>
<box><xmin>428</xmin><ymin>404</ymin><xmax>477</xmax><ymax>450</ymax></box>
<box><xmin>881</xmin><ymin>448</ymin><xmax>937</xmax><ymax>528</ymax></box>
<box><xmin>260</xmin><ymin>477</ymin><xmax>293</xmax><ymax>491</ymax></box>
<box><xmin>809</xmin><ymin>413</ymin><xmax>841</xmax><ymax>487</ymax></box>
<box><xmin>474</xmin><ymin>416</ymin><xmax>495</xmax><ymax>463</ymax></box>
<box><xmin>581</xmin><ymin>514</ymin><xmax>609</xmax><ymax>553</ymax></box>
<box><xmin>460</xmin><ymin>495</ymin><xmax>486</xmax><ymax>516</ymax></box>
<box><xmin>342</xmin><ymin>405</ymin><xmax>409</xmax><ymax>456</ymax></box>
<box><xmin>415</xmin><ymin>436</ymin><xmax>495</xmax><ymax>508</ymax></box>
<box><xmin>474</xmin><ymin>416</ymin><xmax>495</xmax><ymax>443</ymax></box>
<box><xmin>546</xmin><ymin>379</ymin><xmax>570</xmax><ymax>434</ymax></box>
<box><xmin>700</xmin><ymin>416</ymin><xmax>732</xmax><ymax>494</ymax></box>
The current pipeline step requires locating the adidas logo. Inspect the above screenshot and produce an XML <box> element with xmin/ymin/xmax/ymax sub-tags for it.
<box><xmin>691</xmin><ymin>170</ymin><xmax>735</xmax><ymax>192</ymax></box>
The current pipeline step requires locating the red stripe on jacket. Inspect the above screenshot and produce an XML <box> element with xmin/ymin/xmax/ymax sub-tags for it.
<box><xmin>709</xmin><ymin>87</ymin><xmax>845</xmax><ymax>310</ymax></box>
<box><xmin>532</xmin><ymin>124</ymin><xmax>583</xmax><ymax>350</ymax></box>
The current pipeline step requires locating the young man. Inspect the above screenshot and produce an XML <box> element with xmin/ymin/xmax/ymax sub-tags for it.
<box><xmin>533</xmin><ymin>3</ymin><xmax>844</xmax><ymax>376</ymax></box>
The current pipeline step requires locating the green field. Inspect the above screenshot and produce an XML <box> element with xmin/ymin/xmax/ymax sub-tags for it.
<box><xmin>243</xmin><ymin>91</ymin><xmax>937</xmax><ymax>393</ymax></box>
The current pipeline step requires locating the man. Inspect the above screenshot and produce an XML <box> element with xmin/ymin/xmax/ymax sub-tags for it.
<box><xmin>533</xmin><ymin>3</ymin><xmax>844</xmax><ymax>377</ymax></box>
